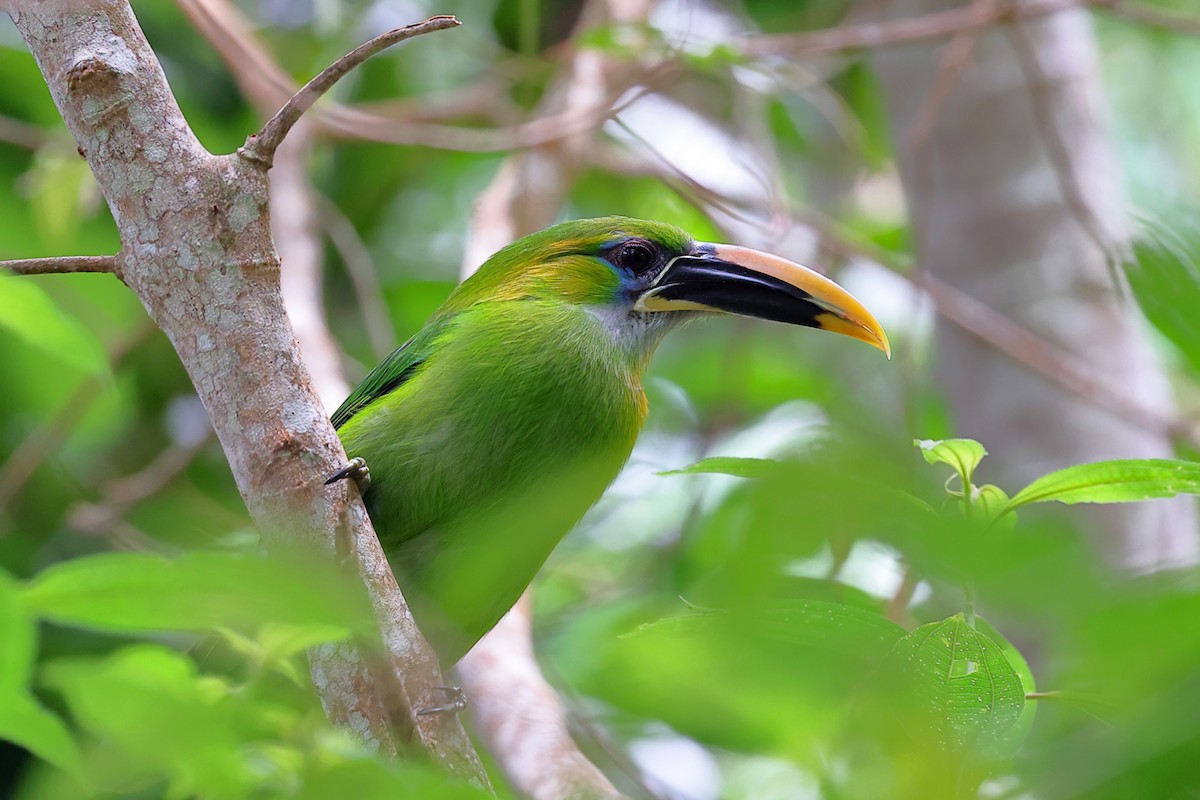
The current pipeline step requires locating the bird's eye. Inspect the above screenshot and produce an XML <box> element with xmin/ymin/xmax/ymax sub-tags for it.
<box><xmin>615</xmin><ymin>241</ymin><xmax>656</xmax><ymax>273</ymax></box>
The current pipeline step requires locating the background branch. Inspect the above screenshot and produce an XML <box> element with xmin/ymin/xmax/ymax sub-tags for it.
<box><xmin>240</xmin><ymin>15</ymin><xmax>462</xmax><ymax>167</ymax></box>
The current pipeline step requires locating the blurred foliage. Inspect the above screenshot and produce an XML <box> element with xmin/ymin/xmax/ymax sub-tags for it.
<box><xmin>2</xmin><ymin>1</ymin><xmax>1200</xmax><ymax>799</ymax></box>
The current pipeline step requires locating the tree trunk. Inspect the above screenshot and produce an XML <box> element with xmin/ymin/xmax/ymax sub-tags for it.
<box><xmin>872</xmin><ymin>1</ymin><xmax>1196</xmax><ymax>570</ymax></box>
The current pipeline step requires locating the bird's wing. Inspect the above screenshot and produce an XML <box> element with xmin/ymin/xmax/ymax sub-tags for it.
<box><xmin>330</xmin><ymin>316</ymin><xmax>451</xmax><ymax>429</ymax></box>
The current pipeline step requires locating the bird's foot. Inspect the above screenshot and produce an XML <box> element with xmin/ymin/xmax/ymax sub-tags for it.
<box><xmin>416</xmin><ymin>686</ymin><xmax>467</xmax><ymax>717</ymax></box>
<box><xmin>325</xmin><ymin>456</ymin><xmax>371</xmax><ymax>493</ymax></box>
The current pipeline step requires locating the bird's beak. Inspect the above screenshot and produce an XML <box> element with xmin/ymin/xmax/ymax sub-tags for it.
<box><xmin>634</xmin><ymin>243</ymin><xmax>891</xmax><ymax>357</ymax></box>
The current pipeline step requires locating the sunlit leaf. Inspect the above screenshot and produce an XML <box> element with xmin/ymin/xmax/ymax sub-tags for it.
<box><xmin>914</xmin><ymin>438</ymin><xmax>987</xmax><ymax>486</ymax></box>
<box><xmin>23</xmin><ymin>551</ymin><xmax>368</xmax><ymax>635</ymax></box>
<box><xmin>0</xmin><ymin>695</ymin><xmax>85</xmax><ymax>781</ymax></box>
<box><xmin>42</xmin><ymin>645</ymin><xmax>253</xmax><ymax>797</ymax></box>
<box><xmin>1008</xmin><ymin>459</ymin><xmax>1200</xmax><ymax>508</ymax></box>
<box><xmin>29</xmin><ymin>144</ymin><xmax>92</xmax><ymax>242</ymax></box>
<box><xmin>1128</xmin><ymin>225</ymin><xmax>1200</xmax><ymax>375</ymax></box>
<box><xmin>658</xmin><ymin>457</ymin><xmax>778</xmax><ymax>478</ymax></box>
<box><xmin>582</xmin><ymin>600</ymin><xmax>906</xmax><ymax>757</ymax></box>
<box><xmin>976</xmin><ymin>617</ymin><xmax>1036</xmax><ymax>759</ymax></box>
<box><xmin>888</xmin><ymin>614</ymin><xmax>1025</xmax><ymax>752</ymax></box>
<box><xmin>0</xmin><ymin>571</ymin><xmax>35</xmax><ymax>695</ymax></box>
<box><xmin>631</xmin><ymin>599</ymin><xmax>904</xmax><ymax>655</ymax></box>
<box><xmin>973</xmin><ymin>484</ymin><xmax>1016</xmax><ymax>529</ymax></box>
<box><xmin>0</xmin><ymin>274</ymin><xmax>109</xmax><ymax>378</ymax></box>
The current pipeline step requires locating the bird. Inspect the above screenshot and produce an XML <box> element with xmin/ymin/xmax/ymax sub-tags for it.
<box><xmin>329</xmin><ymin>216</ymin><xmax>889</xmax><ymax>666</ymax></box>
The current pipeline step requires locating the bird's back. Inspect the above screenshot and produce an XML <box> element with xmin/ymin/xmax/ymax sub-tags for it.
<box><xmin>336</xmin><ymin>299</ymin><xmax>647</xmax><ymax>663</ymax></box>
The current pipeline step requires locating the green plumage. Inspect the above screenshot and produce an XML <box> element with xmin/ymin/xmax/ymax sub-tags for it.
<box><xmin>335</xmin><ymin>218</ymin><xmax>687</xmax><ymax>663</ymax></box>
<box><xmin>333</xmin><ymin>215</ymin><xmax>888</xmax><ymax>664</ymax></box>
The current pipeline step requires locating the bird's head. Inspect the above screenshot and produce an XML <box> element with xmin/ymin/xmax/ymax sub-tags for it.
<box><xmin>449</xmin><ymin>216</ymin><xmax>890</xmax><ymax>360</ymax></box>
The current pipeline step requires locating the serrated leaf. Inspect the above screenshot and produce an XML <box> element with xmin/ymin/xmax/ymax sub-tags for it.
<box><xmin>914</xmin><ymin>439</ymin><xmax>987</xmax><ymax>486</ymax></box>
<box><xmin>0</xmin><ymin>571</ymin><xmax>35</xmax><ymax>695</ymax></box>
<box><xmin>0</xmin><ymin>274</ymin><xmax>109</xmax><ymax>378</ymax></box>
<box><xmin>23</xmin><ymin>551</ymin><xmax>368</xmax><ymax>635</ymax></box>
<box><xmin>889</xmin><ymin>614</ymin><xmax>1024</xmax><ymax>752</ymax></box>
<box><xmin>658</xmin><ymin>457</ymin><xmax>779</xmax><ymax>478</ymax></box>
<box><xmin>1008</xmin><ymin>459</ymin><xmax>1200</xmax><ymax>509</ymax></box>
<box><xmin>0</xmin><ymin>694</ymin><xmax>85</xmax><ymax>780</ymax></box>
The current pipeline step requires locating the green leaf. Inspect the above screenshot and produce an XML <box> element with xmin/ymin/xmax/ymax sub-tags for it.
<box><xmin>0</xmin><ymin>694</ymin><xmax>85</xmax><ymax>780</ymax></box>
<box><xmin>42</xmin><ymin>645</ymin><xmax>252</xmax><ymax>797</ymax></box>
<box><xmin>658</xmin><ymin>457</ymin><xmax>779</xmax><ymax>478</ymax></box>
<box><xmin>973</xmin><ymin>484</ymin><xmax>1017</xmax><ymax>530</ymax></box>
<box><xmin>914</xmin><ymin>438</ymin><xmax>988</xmax><ymax>486</ymax></box>
<box><xmin>888</xmin><ymin>614</ymin><xmax>1025</xmax><ymax>752</ymax></box>
<box><xmin>631</xmin><ymin>599</ymin><xmax>905</xmax><ymax>656</ymax></box>
<box><xmin>1008</xmin><ymin>459</ymin><xmax>1200</xmax><ymax>509</ymax></box>
<box><xmin>0</xmin><ymin>273</ymin><xmax>109</xmax><ymax>378</ymax></box>
<box><xmin>976</xmin><ymin>617</ymin><xmax>1037</xmax><ymax>759</ymax></box>
<box><xmin>1128</xmin><ymin>225</ymin><xmax>1200</xmax><ymax>375</ymax></box>
<box><xmin>0</xmin><ymin>571</ymin><xmax>36</xmax><ymax>695</ymax></box>
<box><xmin>28</xmin><ymin>144</ymin><xmax>92</xmax><ymax>243</ymax></box>
<box><xmin>23</xmin><ymin>551</ymin><xmax>369</xmax><ymax>635</ymax></box>
<box><xmin>582</xmin><ymin>600</ymin><xmax>906</xmax><ymax>756</ymax></box>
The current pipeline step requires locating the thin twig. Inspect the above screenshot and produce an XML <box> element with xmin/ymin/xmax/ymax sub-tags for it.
<box><xmin>0</xmin><ymin>321</ymin><xmax>157</xmax><ymax>519</ymax></box>
<box><xmin>741</xmin><ymin>0</ymin><xmax>1093</xmax><ymax>58</ymax></box>
<box><xmin>0</xmin><ymin>114</ymin><xmax>48</xmax><ymax>149</ymax></box>
<box><xmin>1101</xmin><ymin>0</ymin><xmax>1200</xmax><ymax>37</ymax></box>
<box><xmin>804</xmin><ymin>213</ymin><xmax>1194</xmax><ymax>446</ymax></box>
<box><xmin>239</xmin><ymin>16</ymin><xmax>462</xmax><ymax>168</ymax></box>
<box><xmin>67</xmin><ymin>434</ymin><xmax>214</xmax><ymax>547</ymax></box>
<box><xmin>314</xmin><ymin>194</ymin><xmax>397</xmax><ymax>360</ymax></box>
<box><xmin>1</xmin><ymin>255</ymin><xmax>118</xmax><ymax>276</ymax></box>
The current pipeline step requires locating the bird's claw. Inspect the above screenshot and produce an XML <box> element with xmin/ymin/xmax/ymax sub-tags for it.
<box><xmin>416</xmin><ymin>686</ymin><xmax>467</xmax><ymax>717</ymax></box>
<box><xmin>325</xmin><ymin>456</ymin><xmax>372</xmax><ymax>493</ymax></box>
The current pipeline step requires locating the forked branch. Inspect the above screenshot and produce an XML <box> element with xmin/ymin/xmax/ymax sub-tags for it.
<box><xmin>239</xmin><ymin>15</ymin><xmax>461</xmax><ymax>168</ymax></box>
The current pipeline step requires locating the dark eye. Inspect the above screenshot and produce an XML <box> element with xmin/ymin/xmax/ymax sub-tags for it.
<box><xmin>615</xmin><ymin>240</ymin><xmax>656</xmax><ymax>273</ymax></box>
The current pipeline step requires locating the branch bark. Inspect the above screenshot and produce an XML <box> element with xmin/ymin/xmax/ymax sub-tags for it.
<box><xmin>9</xmin><ymin>0</ymin><xmax>487</xmax><ymax>782</ymax></box>
<box><xmin>1</xmin><ymin>254</ymin><xmax>116</xmax><ymax>275</ymax></box>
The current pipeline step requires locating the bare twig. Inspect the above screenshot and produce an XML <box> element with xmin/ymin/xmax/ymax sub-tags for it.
<box><xmin>1101</xmin><ymin>0</ymin><xmax>1200</xmax><ymax>37</ymax></box>
<box><xmin>240</xmin><ymin>16</ymin><xmax>462</xmax><ymax>168</ymax></box>
<box><xmin>0</xmin><ymin>114</ymin><xmax>48</xmax><ymax>149</ymax></box>
<box><xmin>0</xmin><ymin>321</ymin><xmax>157</xmax><ymax>518</ymax></box>
<box><xmin>1</xmin><ymin>255</ymin><xmax>117</xmax><ymax>276</ymax></box>
<box><xmin>314</xmin><ymin>193</ymin><xmax>397</xmax><ymax>360</ymax></box>
<box><xmin>804</xmin><ymin>214</ymin><xmax>1193</xmax><ymax>445</ymax></box>
<box><xmin>741</xmin><ymin>0</ymin><xmax>1093</xmax><ymax>58</ymax></box>
<box><xmin>67</xmin><ymin>433</ymin><xmax>214</xmax><ymax>547</ymax></box>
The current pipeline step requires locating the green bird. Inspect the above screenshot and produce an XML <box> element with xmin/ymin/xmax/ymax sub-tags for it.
<box><xmin>330</xmin><ymin>216</ymin><xmax>889</xmax><ymax>665</ymax></box>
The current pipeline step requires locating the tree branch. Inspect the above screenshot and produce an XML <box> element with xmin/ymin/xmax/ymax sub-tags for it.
<box><xmin>1</xmin><ymin>254</ymin><xmax>117</xmax><ymax>275</ymax></box>
<box><xmin>10</xmin><ymin>0</ymin><xmax>487</xmax><ymax>783</ymax></box>
<box><xmin>239</xmin><ymin>15</ymin><xmax>461</xmax><ymax>168</ymax></box>
<box><xmin>740</xmin><ymin>0</ymin><xmax>1094</xmax><ymax>58</ymax></box>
